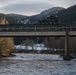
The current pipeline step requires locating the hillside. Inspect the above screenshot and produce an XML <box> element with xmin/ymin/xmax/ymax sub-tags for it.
<box><xmin>57</xmin><ymin>5</ymin><xmax>76</xmax><ymax>25</ymax></box>
<box><xmin>0</xmin><ymin>13</ymin><xmax>18</xmax><ymax>25</ymax></box>
<box><xmin>0</xmin><ymin>13</ymin><xmax>9</xmax><ymax>25</ymax></box>
<box><xmin>26</xmin><ymin>7</ymin><xmax>64</xmax><ymax>24</ymax></box>
<box><xmin>1</xmin><ymin>5</ymin><xmax>76</xmax><ymax>25</ymax></box>
<box><xmin>7</xmin><ymin>7</ymin><xmax>64</xmax><ymax>24</ymax></box>
<box><xmin>7</xmin><ymin>14</ymin><xmax>29</xmax><ymax>24</ymax></box>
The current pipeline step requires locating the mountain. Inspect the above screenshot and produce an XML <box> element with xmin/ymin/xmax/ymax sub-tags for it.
<box><xmin>7</xmin><ymin>7</ymin><xmax>64</xmax><ymax>24</ymax></box>
<box><xmin>39</xmin><ymin>7</ymin><xmax>64</xmax><ymax>17</ymax></box>
<box><xmin>57</xmin><ymin>5</ymin><xmax>76</xmax><ymax>25</ymax></box>
<box><xmin>26</xmin><ymin>7</ymin><xmax>65</xmax><ymax>24</ymax></box>
<box><xmin>0</xmin><ymin>5</ymin><xmax>76</xmax><ymax>25</ymax></box>
<box><xmin>7</xmin><ymin>14</ymin><xmax>29</xmax><ymax>24</ymax></box>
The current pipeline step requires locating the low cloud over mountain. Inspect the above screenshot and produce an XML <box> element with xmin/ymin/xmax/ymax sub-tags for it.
<box><xmin>0</xmin><ymin>0</ymin><xmax>76</xmax><ymax>15</ymax></box>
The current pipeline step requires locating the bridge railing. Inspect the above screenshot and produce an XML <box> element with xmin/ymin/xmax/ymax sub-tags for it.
<box><xmin>0</xmin><ymin>24</ymin><xmax>76</xmax><ymax>31</ymax></box>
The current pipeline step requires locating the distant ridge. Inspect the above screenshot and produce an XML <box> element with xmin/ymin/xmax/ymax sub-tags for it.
<box><xmin>57</xmin><ymin>5</ymin><xmax>76</xmax><ymax>25</ymax></box>
<box><xmin>1</xmin><ymin>5</ymin><xmax>76</xmax><ymax>25</ymax></box>
<box><xmin>7</xmin><ymin>7</ymin><xmax>64</xmax><ymax>24</ymax></box>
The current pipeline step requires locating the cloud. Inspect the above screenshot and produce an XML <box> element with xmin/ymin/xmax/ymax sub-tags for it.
<box><xmin>0</xmin><ymin>0</ymin><xmax>76</xmax><ymax>15</ymax></box>
<box><xmin>0</xmin><ymin>2</ymin><xmax>53</xmax><ymax>15</ymax></box>
<box><xmin>47</xmin><ymin>0</ymin><xmax>76</xmax><ymax>8</ymax></box>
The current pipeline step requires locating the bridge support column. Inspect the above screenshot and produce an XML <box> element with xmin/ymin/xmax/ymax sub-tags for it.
<box><xmin>63</xmin><ymin>30</ymin><xmax>72</xmax><ymax>60</ymax></box>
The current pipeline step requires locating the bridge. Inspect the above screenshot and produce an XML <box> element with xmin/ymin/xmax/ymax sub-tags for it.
<box><xmin>0</xmin><ymin>24</ymin><xmax>76</xmax><ymax>60</ymax></box>
<box><xmin>0</xmin><ymin>24</ymin><xmax>76</xmax><ymax>36</ymax></box>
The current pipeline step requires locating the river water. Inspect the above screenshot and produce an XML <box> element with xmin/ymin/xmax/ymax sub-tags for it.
<box><xmin>0</xmin><ymin>53</ymin><xmax>76</xmax><ymax>75</ymax></box>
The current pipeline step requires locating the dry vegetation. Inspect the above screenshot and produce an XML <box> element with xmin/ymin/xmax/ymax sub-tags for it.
<box><xmin>0</xmin><ymin>37</ymin><xmax>14</xmax><ymax>57</ymax></box>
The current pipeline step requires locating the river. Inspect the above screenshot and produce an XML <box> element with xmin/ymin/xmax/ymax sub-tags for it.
<box><xmin>0</xmin><ymin>53</ymin><xmax>76</xmax><ymax>75</ymax></box>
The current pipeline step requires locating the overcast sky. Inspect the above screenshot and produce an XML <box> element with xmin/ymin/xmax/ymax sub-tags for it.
<box><xmin>0</xmin><ymin>0</ymin><xmax>76</xmax><ymax>16</ymax></box>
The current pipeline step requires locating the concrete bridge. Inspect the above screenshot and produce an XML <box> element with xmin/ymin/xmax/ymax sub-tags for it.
<box><xmin>0</xmin><ymin>30</ymin><xmax>76</xmax><ymax>36</ymax></box>
<box><xmin>0</xmin><ymin>24</ymin><xmax>76</xmax><ymax>36</ymax></box>
<box><xmin>0</xmin><ymin>24</ymin><xmax>76</xmax><ymax>60</ymax></box>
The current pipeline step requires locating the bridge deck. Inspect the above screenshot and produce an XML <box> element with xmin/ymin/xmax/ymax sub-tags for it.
<box><xmin>0</xmin><ymin>31</ymin><xmax>76</xmax><ymax>37</ymax></box>
<box><xmin>0</xmin><ymin>24</ymin><xmax>76</xmax><ymax>36</ymax></box>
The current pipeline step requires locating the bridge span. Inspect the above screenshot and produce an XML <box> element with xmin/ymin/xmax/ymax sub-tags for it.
<box><xmin>0</xmin><ymin>31</ymin><xmax>76</xmax><ymax>37</ymax></box>
<box><xmin>0</xmin><ymin>24</ymin><xmax>76</xmax><ymax>36</ymax></box>
<box><xmin>0</xmin><ymin>24</ymin><xmax>76</xmax><ymax>60</ymax></box>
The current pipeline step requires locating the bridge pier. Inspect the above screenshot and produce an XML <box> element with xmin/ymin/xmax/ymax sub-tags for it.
<box><xmin>63</xmin><ymin>30</ymin><xmax>72</xmax><ymax>60</ymax></box>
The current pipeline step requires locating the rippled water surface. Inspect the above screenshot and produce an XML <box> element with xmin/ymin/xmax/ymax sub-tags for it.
<box><xmin>0</xmin><ymin>53</ymin><xmax>76</xmax><ymax>75</ymax></box>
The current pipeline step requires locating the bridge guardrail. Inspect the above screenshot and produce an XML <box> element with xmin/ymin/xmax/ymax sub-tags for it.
<box><xmin>0</xmin><ymin>25</ymin><xmax>76</xmax><ymax>31</ymax></box>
